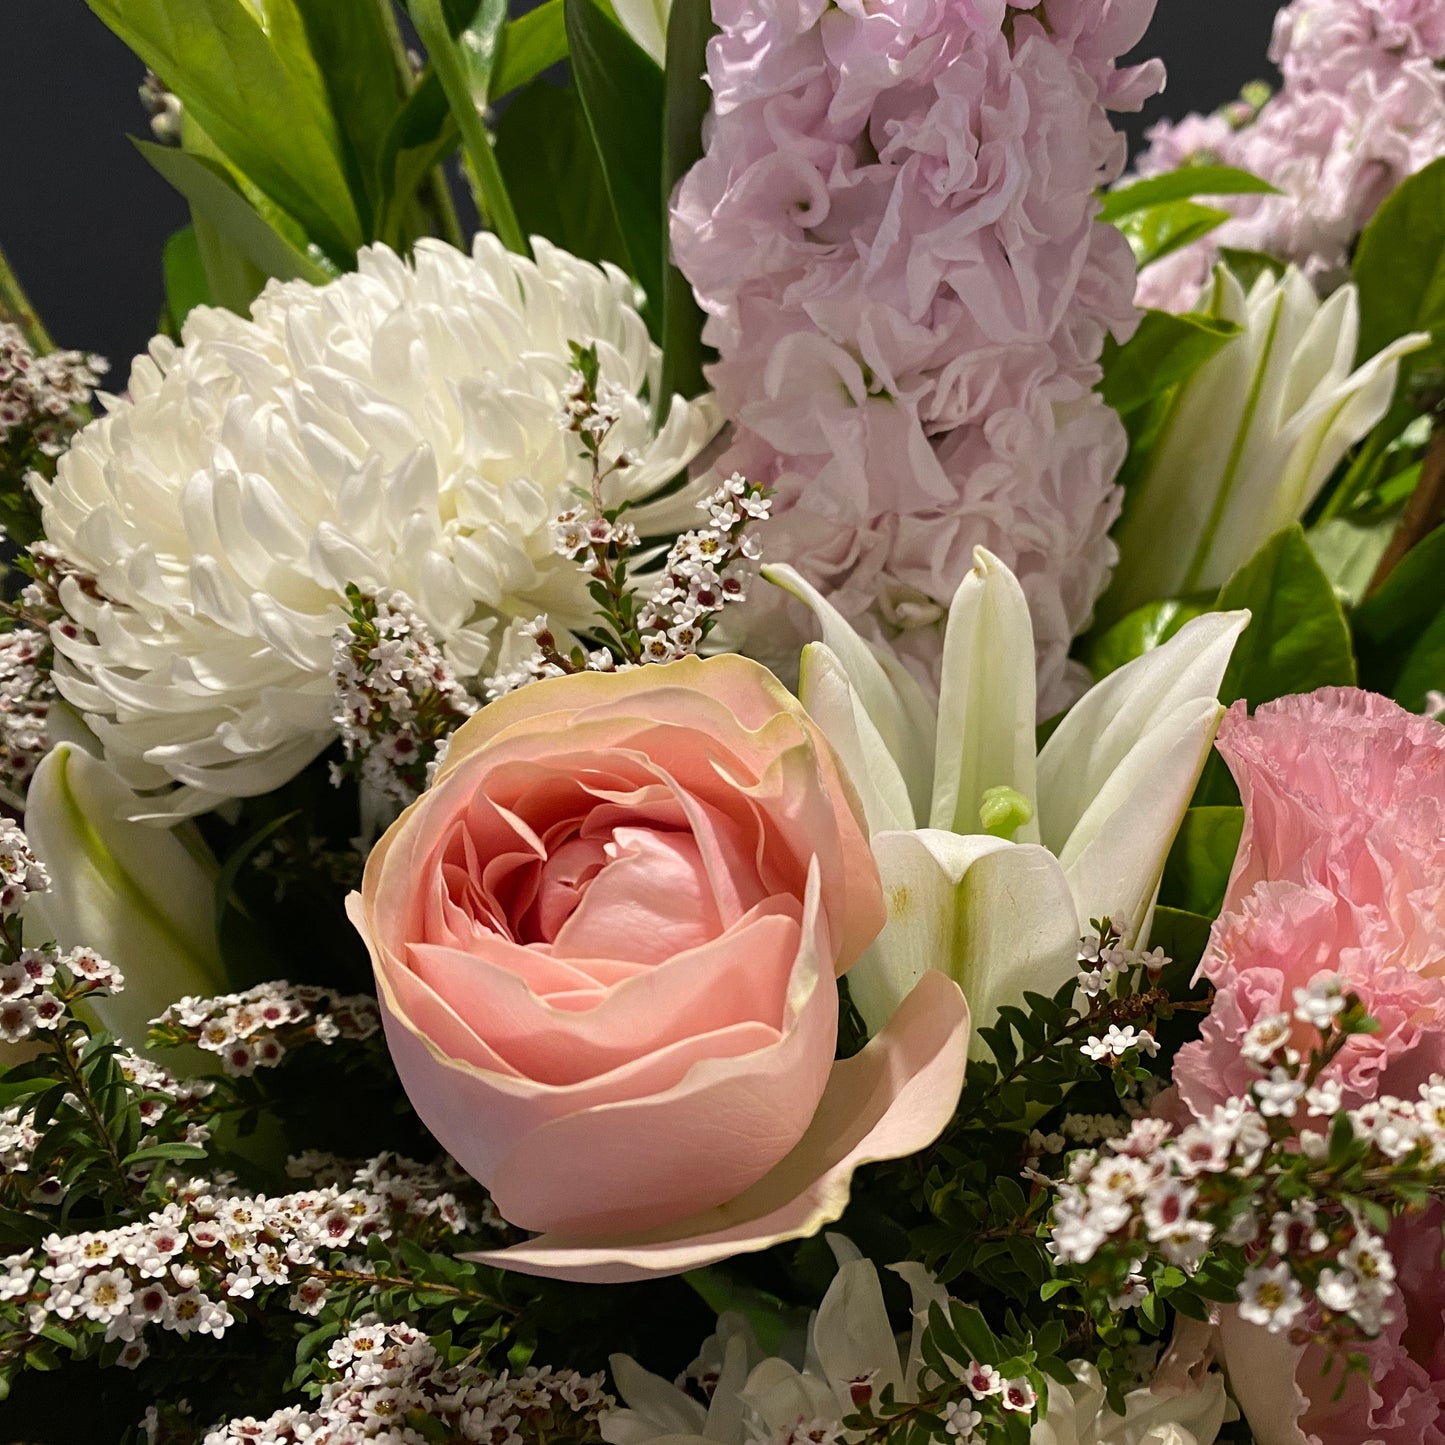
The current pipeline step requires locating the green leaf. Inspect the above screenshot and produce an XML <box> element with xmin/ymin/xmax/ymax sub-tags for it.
<box><xmin>565</xmin><ymin>0</ymin><xmax>666</xmax><ymax>310</ymax></box>
<box><xmin>1308</xmin><ymin>514</ymin><xmax>1397</xmax><ymax>608</ymax></box>
<box><xmin>1080</xmin><ymin>596</ymin><xmax>1210</xmax><ymax>680</ymax></box>
<box><xmin>1160</xmin><ymin>806</ymin><xmax>1243</xmax><ymax>918</ymax></box>
<box><xmin>658</xmin><ymin>0</ymin><xmax>716</xmax><ymax>408</ymax></box>
<box><xmin>438</xmin><ymin>0</ymin><xmax>509</xmax><ymax>107</ymax></box>
<box><xmin>85</xmin><ymin>0</ymin><xmax>363</xmax><ymax>260</ymax></box>
<box><xmin>1100</xmin><ymin>309</ymin><xmax>1240</xmax><ymax>417</ymax></box>
<box><xmin>162</xmin><ymin>225</ymin><xmax>211</xmax><ymax>328</ymax></box>
<box><xmin>682</xmin><ymin>1269</ymin><xmax>806</xmax><ymax>1357</ymax></box>
<box><xmin>120</xmin><ymin>1142</ymin><xmax>209</xmax><ymax>1168</ymax></box>
<box><xmin>1354</xmin><ymin>156</ymin><xmax>1445</xmax><ymax>371</ymax></box>
<box><xmin>1354</xmin><ymin>522</ymin><xmax>1445</xmax><ymax>709</ymax></box>
<box><xmin>493</xmin><ymin>0</ymin><xmax>568</xmax><ymax>96</ymax></box>
<box><xmin>1215</xmin><ymin>523</ymin><xmax>1357</xmax><ymax>708</ymax></box>
<box><xmin>137</xmin><ymin>141</ymin><xmax>334</xmax><ymax>288</ymax></box>
<box><xmin>1099</xmin><ymin>165</ymin><xmax>1277</xmax><ymax>222</ymax></box>
<box><xmin>1119</xmin><ymin>200</ymin><xmax>1231</xmax><ymax>271</ymax></box>
<box><xmin>494</xmin><ymin>82</ymin><xmax>630</xmax><ymax>268</ymax></box>
<box><xmin>1148</xmin><ymin>906</ymin><xmax>1215</xmax><ymax>976</ymax></box>
<box><xmin>1217</xmin><ymin>246</ymin><xmax>1286</xmax><ymax>290</ymax></box>
<box><xmin>290</xmin><ymin>0</ymin><xmax>410</xmax><ymax>233</ymax></box>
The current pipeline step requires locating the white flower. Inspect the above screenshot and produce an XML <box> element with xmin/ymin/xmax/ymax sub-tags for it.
<box><xmin>1101</xmin><ymin>264</ymin><xmax>1427</xmax><ymax>624</ymax></box>
<box><xmin>1237</xmin><ymin>1263</ymin><xmax>1305</xmax><ymax>1333</ymax></box>
<box><xmin>770</xmin><ymin>549</ymin><xmax>1246</xmax><ymax>1038</ymax></box>
<box><xmin>36</xmin><ymin>236</ymin><xmax>720</xmax><ymax>815</ymax></box>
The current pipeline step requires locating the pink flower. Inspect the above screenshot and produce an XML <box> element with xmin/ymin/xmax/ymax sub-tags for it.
<box><xmin>1220</xmin><ymin>1205</ymin><xmax>1445</xmax><ymax>1444</ymax></box>
<box><xmin>1176</xmin><ymin>685</ymin><xmax>1445</xmax><ymax>1120</ymax></box>
<box><xmin>1134</xmin><ymin>0</ymin><xmax>1445</xmax><ymax>313</ymax></box>
<box><xmin>348</xmin><ymin>654</ymin><xmax>970</xmax><ymax>1280</ymax></box>
<box><xmin>673</xmin><ymin>0</ymin><xmax>1162</xmax><ymax>713</ymax></box>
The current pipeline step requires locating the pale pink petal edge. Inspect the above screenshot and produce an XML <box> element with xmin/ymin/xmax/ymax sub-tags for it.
<box><xmin>462</xmin><ymin>969</ymin><xmax>970</xmax><ymax>1283</ymax></box>
<box><xmin>1216</xmin><ymin>1308</ymin><xmax>1311</xmax><ymax>1445</ymax></box>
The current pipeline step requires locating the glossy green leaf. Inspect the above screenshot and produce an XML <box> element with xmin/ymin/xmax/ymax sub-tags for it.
<box><xmin>1217</xmin><ymin>246</ymin><xmax>1286</xmax><ymax>290</ymax></box>
<box><xmin>1354</xmin><ymin>522</ymin><xmax>1445</xmax><ymax>709</ymax></box>
<box><xmin>1119</xmin><ymin>200</ymin><xmax>1231</xmax><ymax>271</ymax></box>
<box><xmin>1099</xmin><ymin>310</ymin><xmax>1239</xmax><ymax>416</ymax></box>
<box><xmin>1099</xmin><ymin>164</ymin><xmax>1277</xmax><ymax>222</ymax></box>
<box><xmin>1160</xmin><ymin>806</ymin><xmax>1243</xmax><ymax>918</ymax></box>
<box><xmin>494</xmin><ymin>81</ymin><xmax>629</xmax><ymax>267</ymax></box>
<box><xmin>1146</xmin><ymin>905</ymin><xmax>1214</xmax><ymax>977</ymax></box>
<box><xmin>1354</xmin><ymin>156</ymin><xmax>1445</xmax><ymax>369</ymax></box>
<box><xmin>137</xmin><ymin>140</ymin><xmax>334</xmax><ymax>288</ymax></box>
<box><xmin>1080</xmin><ymin>596</ymin><xmax>1210</xmax><ymax>681</ymax></box>
<box><xmin>1307</xmin><ymin>514</ymin><xmax>1397</xmax><ymax>607</ymax></box>
<box><xmin>85</xmin><ymin>0</ymin><xmax>363</xmax><ymax>260</ymax></box>
<box><xmin>162</xmin><ymin>225</ymin><xmax>211</xmax><ymax>328</ymax></box>
<box><xmin>565</xmin><ymin>0</ymin><xmax>666</xmax><ymax>309</ymax></box>
<box><xmin>493</xmin><ymin>0</ymin><xmax>568</xmax><ymax>95</ymax></box>
<box><xmin>659</xmin><ymin>0</ymin><xmax>716</xmax><ymax>408</ymax></box>
<box><xmin>290</xmin><ymin>0</ymin><xmax>410</xmax><ymax>233</ymax></box>
<box><xmin>1215</xmin><ymin>523</ymin><xmax>1357</xmax><ymax>708</ymax></box>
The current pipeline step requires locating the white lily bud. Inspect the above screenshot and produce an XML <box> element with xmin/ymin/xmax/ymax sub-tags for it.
<box><xmin>1102</xmin><ymin>264</ymin><xmax>1428</xmax><ymax>624</ymax></box>
<box><xmin>23</xmin><ymin>743</ymin><xmax>227</xmax><ymax>1047</ymax></box>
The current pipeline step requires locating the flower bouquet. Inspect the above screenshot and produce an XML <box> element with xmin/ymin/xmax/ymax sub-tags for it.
<box><xmin>3</xmin><ymin>0</ymin><xmax>1445</xmax><ymax>1441</ymax></box>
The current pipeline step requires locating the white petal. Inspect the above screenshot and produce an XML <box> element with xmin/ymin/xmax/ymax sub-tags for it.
<box><xmin>798</xmin><ymin>644</ymin><xmax>914</xmax><ymax>834</ymax></box>
<box><xmin>929</xmin><ymin>547</ymin><xmax>1039</xmax><ymax>841</ymax></box>
<box><xmin>24</xmin><ymin>744</ymin><xmax>228</xmax><ymax>1046</ymax></box>
<box><xmin>764</xmin><ymin>565</ymin><xmax>935</xmax><ymax>823</ymax></box>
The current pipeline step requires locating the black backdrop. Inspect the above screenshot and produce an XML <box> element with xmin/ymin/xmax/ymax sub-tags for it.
<box><xmin>1</xmin><ymin>0</ymin><xmax>1280</xmax><ymax>373</ymax></box>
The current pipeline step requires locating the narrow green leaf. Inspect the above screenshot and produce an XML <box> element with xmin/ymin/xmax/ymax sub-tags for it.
<box><xmin>290</xmin><ymin>0</ymin><xmax>411</xmax><ymax>232</ymax></box>
<box><xmin>1099</xmin><ymin>310</ymin><xmax>1240</xmax><ymax>416</ymax></box>
<box><xmin>493</xmin><ymin>0</ymin><xmax>568</xmax><ymax>96</ymax></box>
<box><xmin>1100</xmin><ymin>165</ymin><xmax>1277</xmax><ymax>222</ymax></box>
<box><xmin>162</xmin><ymin>225</ymin><xmax>211</xmax><ymax>328</ymax></box>
<box><xmin>494</xmin><ymin>82</ymin><xmax>629</xmax><ymax>268</ymax></box>
<box><xmin>85</xmin><ymin>0</ymin><xmax>363</xmax><ymax>259</ymax></box>
<box><xmin>120</xmin><ymin>1142</ymin><xmax>208</xmax><ymax>1168</ymax></box>
<box><xmin>1215</xmin><ymin>523</ymin><xmax>1357</xmax><ymax>708</ymax></box>
<box><xmin>565</xmin><ymin>0</ymin><xmax>666</xmax><ymax>310</ymax></box>
<box><xmin>658</xmin><ymin>0</ymin><xmax>716</xmax><ymax>407</ymax></box>
<box><xmin>137</xmin><ymin>141</ymin><xmax>334</xmax><ymax>288</ymax></box>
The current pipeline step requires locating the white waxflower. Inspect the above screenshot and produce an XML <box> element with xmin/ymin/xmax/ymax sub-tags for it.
<box><xmin>1100</xmin><ymin>263</ymin><xmax>1427</xmax><ymax>625</ymax></box>
<box><xmin>34</xmin><ymin>236</ymin><xmax>721</xmax><ymax>815</ymax></box>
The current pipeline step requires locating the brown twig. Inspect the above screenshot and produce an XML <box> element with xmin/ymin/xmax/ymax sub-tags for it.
<box><xmin>1367</xmin><ymin>423</ymin><xmax>1445</xmax><ymax>593</ymax></box>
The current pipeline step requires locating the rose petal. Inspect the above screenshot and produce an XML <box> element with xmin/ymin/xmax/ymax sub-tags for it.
<box><xmin>463</xmin><ymin>969</ymin><xmax>969</xmax><ymax>1280</ymax></box>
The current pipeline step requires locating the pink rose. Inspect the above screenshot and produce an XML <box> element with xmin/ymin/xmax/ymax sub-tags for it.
<box><xmin>348</xmin><ymin>655</ymin><xmax>970</xmax><ymax>1281</ymax></box>
<box><xmin>1176</xmin><ymin>687</ymin><xmax>1445</xmax><ymax>1120</ymax></box>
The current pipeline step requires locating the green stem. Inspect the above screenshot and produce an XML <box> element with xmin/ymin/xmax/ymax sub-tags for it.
<box><xmin>429</xmin><ymin>167</ymin><xmax>468</xmax><ymax>251</ymax></box>
<box><xmin>411</xmin><ymin>0</ymin><xmax>527</xmax><ymax>256</ymax></box>
<box><xmin>0</xmin><ymin>239</ymin><xmax>54</xmax><ymax>354</ymax></box>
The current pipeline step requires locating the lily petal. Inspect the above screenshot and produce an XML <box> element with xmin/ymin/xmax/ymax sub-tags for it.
<box><xmin>1036</xmin><ymin>610</ymin><xmax>1247</xmax><ymax>939</ymax></box>
<box><xmin>764</xmin><ymin>565</ymin><xmax>934</xmax><ymax>823</ymax></box>
<box><xmin>462</xmin><ymin>970</ymin><xmax>969</xmax><ymax>1282</ymax></box>
<box><xmin>851</xmin><ymin>830</ymin><xmax>1078</xmax><ymax>1041</ymax></box>
<box><xmin>929</xmin><ymin>547</ymin><xmax>1039</xmax><ymax>841</ymax></box>
<box><xmin>25</xmin><ymin>743</ymin><xmax>227</xmax><ymax>1046</ymax></box>
<box><xmin>798</xmin><ymin>643</ymin><xmax>914</xmax><ymax>834</ymax></box>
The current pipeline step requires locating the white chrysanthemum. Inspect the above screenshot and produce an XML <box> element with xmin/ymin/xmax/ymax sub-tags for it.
<box><xmin>35</xmin><ymin>236</ymin><xmax>721</xmax><ymax>814</ymax></box>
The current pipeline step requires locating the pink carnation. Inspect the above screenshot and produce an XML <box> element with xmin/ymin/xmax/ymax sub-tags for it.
<box><xmin>673</xmin><ymin>0</ymin><xmax>1162</xmax><ymax>712</ymax></box>
<box><xmin>1134</xmin><ymin>0</ymin><xmax>1445</xmax><ymax>312</ymax></box>
<box><xmin>1221</xmin><ymin>1204</ymin><xmax>1445</xmax><ymax>1444</ymax></box>
<box><xmin>1175</xmin><ymin>687</ymin><xmax>1445</xmax><ymax>1121</ymax></box>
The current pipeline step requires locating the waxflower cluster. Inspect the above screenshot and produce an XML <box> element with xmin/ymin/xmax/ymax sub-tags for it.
<box><xmin>486</xmin><ymin>351</ymin><xmax>771</xmax><ymax>694</ymax></box>
<box><xmin>0</xmin><ymin>321</ymin><xmax>106</xmax><ymax>459</ymax></box>
<box><xmin>150</xmin><ymin>982</ymin><xmax>381</xmax><ymax>1079</ymax></box>
<box><xmin>1047</xmin><ymin>979</ymin><xmax>1445</xmax><ymax>1357</ymax></box>
<box><xmin>1136</xmin><ymin>0</ymin><xmax>1445</xmax><ymax>309</ymax></box>
<box><xmin>673</xmin><ymin>0</ymin><xmax>1164</xmax><ymax>709</ymax></box>
<box><xmin>1</xmin><ymin>1155</ymin><xmax>483</xmax><ymax>1376</ymax></box>
<box><xmin>330</xmin><ymin>586</ymin><xmax>479</xmax><ymax>807</ymax></box>
<box><xmin>204</xmin><ymin>1328</ymin><xmax>613</xmax><ymax>1445</ymax></box>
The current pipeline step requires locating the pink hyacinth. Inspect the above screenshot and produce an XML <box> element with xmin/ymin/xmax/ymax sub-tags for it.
<box><xmin>672</xmin><ymin>0</ymin><xmax>1163</xmax><ymax>713</ymax></box>
<box><xmin>1175</xmin><ymin>687</ymin><xmax>1445</xmax><ymax>1122</ymax></box>
<box><xmin>1135</xmin><ymin>0</ymin><xmax>1445</xmax><ymax>312</ymax></box>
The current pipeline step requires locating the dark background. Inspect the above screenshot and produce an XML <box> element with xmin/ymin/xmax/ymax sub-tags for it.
<box><xmin>1</xmin><ymin>1</ymin><xmax>1281</xmax><ymax>374</ymax></box>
